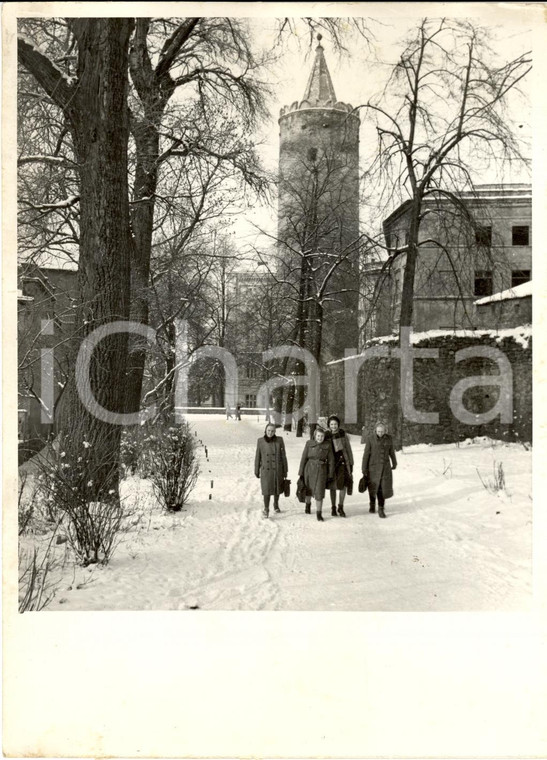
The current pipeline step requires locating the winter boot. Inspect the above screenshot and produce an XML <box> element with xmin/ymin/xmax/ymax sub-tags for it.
<box><xmin>378</xmin><ymin>506</ymin><xmax>386</xmax><ymax>519</ymax></box>
<box><xmin>369</xmin><ymin>501</ymin><xmax>376</xmax><ymax>514</ymax></box>
<box><xmin>305</xmin><ymin>503</ymin><xmax>311</xmax><ymax>514</ymax></box>
<box><xmin>262</xmin><ymin>508</ymin><xmax>269</xmax><ymax>519</ymax></box>
<box><xmin>316</xmin><ymin>510</ymin><xmax>324</xmax><ymax>522</ymax></box>
<box><xmin>331</xmin><ymin>505</ymin><xmax>338</xmax><ymax>517</ymax></box>
<box><xmin>337</xmin><ymin>505</ymin><xmax>346</xmax><ymax>518</ymax></box>
<box><xmin>274</xmin><ymin>502</ymin><xmax>281</xmax><ymax>513</ymax></box>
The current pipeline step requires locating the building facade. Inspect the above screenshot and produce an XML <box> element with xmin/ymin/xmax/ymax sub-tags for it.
<box><xmin>370</xmin><ymin>184</ymin><xmax>531</xmax><ymax>335</ymax></box>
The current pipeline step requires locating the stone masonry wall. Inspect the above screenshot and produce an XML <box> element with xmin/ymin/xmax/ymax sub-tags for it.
<box><xmin>323</xmin><ymin>329</ymin><xmax>532</xmax><ymax>446</ymax></box>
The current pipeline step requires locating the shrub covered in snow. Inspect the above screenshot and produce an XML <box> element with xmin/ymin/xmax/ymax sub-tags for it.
<box><xmin>141</xmin><ymin>419</ymin><xmax>200</xmax><ymax>512</ymax></box>
<box><xmin>36</xmin><ymin>435</ymin><xmax>129</xmax><ymax>566</ymax></box>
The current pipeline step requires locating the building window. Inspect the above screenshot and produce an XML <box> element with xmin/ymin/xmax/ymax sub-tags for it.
<box><xmin>245</xmin><ymin>394</ymin><xmax>257</xmax><ymax>408</ymax></box>
<box><xmin>512</xmin><ymin>225</ymin><xmax>529</xmax><ymax>246</ymax></box>
<box><xmin>511</xmin><ymin>269</ymin><xmax>531</xmax><ymax>288</ymax></box>
<box><xmin>475</xmin><ymin>225</ymin><xmax>492</xmax><ymax>247</ymax></box>
<box><xmin>246</xmin><ymin>362</ymin><xmax>258</xmax><ymax>379</ymax></box>
<box><xmin>474</xmin><ymin>270</ymin><xmax>493</xmax><ymax>297</ymax></box>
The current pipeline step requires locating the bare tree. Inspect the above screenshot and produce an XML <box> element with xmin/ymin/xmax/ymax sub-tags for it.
<box><xmin>361</xmin><ymin>18</ymin><xmax>530</xmax><ymax>332</ymax></box>
<box><xmin>125</xmin><ymin>17</ymin><xmax>269</xmax><ymax>413</ymax></box>
<box><xmin>359</xmin><ymin>18</ymin><xmax>530</xmax><ymax>444</ymax></box>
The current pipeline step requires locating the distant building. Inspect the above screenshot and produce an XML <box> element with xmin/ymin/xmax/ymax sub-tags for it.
<box><xmin>231</xmin><ymin>270</ymin><xmax>275</xmax><ymax>411</ymax></box>
<box><xmin>369</xmin><ymin>184</ymin><xmax>531</xmax><ymax>336</ymax></box>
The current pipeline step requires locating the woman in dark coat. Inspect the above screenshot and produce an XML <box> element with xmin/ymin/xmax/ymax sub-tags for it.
<box><xmin>298</xmin><ymin>427</ymin><xmax>335</xmax><ymax>521</ymax></box>
<box><xmin>361</xmin><ymin>422</ymin><xmax>397</xmax><ymax>518</ymax></box>
<box><xmin>255</xmin><ymin>423</ymin><xmax>288</xmax><ymax>518</ymax></box>
<box><xmin>325</xmin><ymin>415</ymin><xmax>354</xmax><ymax>518</ymax></box>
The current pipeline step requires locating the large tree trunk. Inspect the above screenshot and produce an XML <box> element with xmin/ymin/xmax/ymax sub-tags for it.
<box><xmin>66</xmin><ymin>19</ymin><xmax>135</xmax><ymax>500</ymax></box>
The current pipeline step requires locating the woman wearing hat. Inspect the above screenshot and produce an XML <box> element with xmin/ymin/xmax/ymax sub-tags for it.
<box><xmin>255</xmin><ymin>422</ymin><xmax>288</xmax><ymax>518</ymax></box>
<box><xmin>298</xmin><ymin>426</ymin><xmax>335</xmax><ymax>521</ymax></box>
<box><xmin>361</xmin><ymin>421</ymin><xmax>397</xmax><ymax>518</ymax></box>
<box><xmin>325</xmin><ymin>415</ymin><xmax>354</xmax><ymax>517</ymax></box>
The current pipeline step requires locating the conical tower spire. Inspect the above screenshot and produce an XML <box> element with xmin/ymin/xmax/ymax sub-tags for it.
<box><xmin>302</xmin><ymin>33</ymin><xmax>337</xmax><ymax>105</ymax></box>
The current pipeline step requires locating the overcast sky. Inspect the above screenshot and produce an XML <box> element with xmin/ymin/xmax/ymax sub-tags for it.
<box><xmin>234</xmin><ymin>6</ymin><xmax>534</xmax><ymax>251</ymax></box>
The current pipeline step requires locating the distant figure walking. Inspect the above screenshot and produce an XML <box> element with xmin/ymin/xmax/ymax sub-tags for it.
<box><xmin>325</xmin><ymin>415</ymin><xmax>354</xmax><ymax>518</ymax></box>
<box><xmin>361</xmin><ymin>422</ymin><xmax>397</xmax><ymax>518</ymax></box>
<box><xmin>298</xmin><ymin>426</ymin><xmax>335</xmax><ymax>522</ymax></box>
<box><xmin>235</xmin><ymin>402</ymin><xmax>242</xmax><ymax>421</ymax></box>
<box><xmin>255</xmin><ymin>423</ymin><xmax>288</xmax><ymax>518</ymax></box>
<box><xmin>225</xmin><ymin>402</ymin><xmax>233</xmax><ymax>420</ymax></box>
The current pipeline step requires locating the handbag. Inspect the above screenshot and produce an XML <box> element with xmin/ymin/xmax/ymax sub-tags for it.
<box><xmin>296</xmin><ymin>476</ymin><xmax>306</xmax><ymax>503</ymax></box>
<box><xmin>283</xmin><ymin>479</ymin><xmax>291</xmax><ymax>498</ymax></box>
<box><xmin>358</xmin><ymin>474</ymin><xmax>369</xmax><ymax>493</ymax></box>
<box><xmin>346</xmin><ymin>475</ymin><xmax>353</xmax><ymax>496</ymax></box>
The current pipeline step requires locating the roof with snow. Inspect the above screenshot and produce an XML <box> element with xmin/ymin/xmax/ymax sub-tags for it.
<box><xmin>475</xmin><ymin>280</ymin><xmax>532</xmax><ymax>306</ymax></box>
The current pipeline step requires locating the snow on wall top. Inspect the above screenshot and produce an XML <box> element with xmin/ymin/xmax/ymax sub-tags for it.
<box><xmin>475</xmin><ymin>280</ymin><xmax>532</xmax><ymax>305</ymax></box>
<box><xmin>328</xmin><ymin>325</ymin><xmax>533</xmax><ymax>364</ymax></box>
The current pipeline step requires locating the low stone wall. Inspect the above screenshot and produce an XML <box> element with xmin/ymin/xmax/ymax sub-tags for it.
<box><xmin>323</xmin><ymin>327</ymin><xmax>532</xmax><ymax>446</ymax></box>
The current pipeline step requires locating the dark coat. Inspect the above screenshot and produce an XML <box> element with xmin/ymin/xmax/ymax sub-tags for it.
<box><xmin>361</xmin><ymin>433</ymin><xmax>397</xmax><ymax>500</ymax></box>
<box><xmin>298</xmin><ymin>439</ymin><xmax>335</xmax><ymax>500</ymax></box>
<box><xmin>255</xmin><ymin>436</ymin><xmax>288</xmax><ymax>497</ymax></box>
<box><xmin>325</xmin><ymin>429</ymin><xmax>354</xmax><ymax>490</ymax></box>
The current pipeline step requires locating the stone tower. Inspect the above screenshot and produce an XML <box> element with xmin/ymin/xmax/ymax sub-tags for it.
<box><xmin>278</xmin><ymin>35</ymin><xmax>360</xmax><ymax>362</ymax></box>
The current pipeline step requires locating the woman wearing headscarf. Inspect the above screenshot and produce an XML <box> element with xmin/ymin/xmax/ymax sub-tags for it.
<box><xmin>298</xmin><ymin>426</ymin><xmax>335</xmax><ymax>521</ymax></box>
<box><xmin>361</xmin><ymin>421</ymin><xmax>397</xmax><ymax>518</ymax></box>
<box><xmin>255</xmin><ymin>423</ymin><xmax>288</xmax><ymax>518</ymax></box>
<box><xmin>325</xmin><ymin>415</ymin><xmax>354</xmax><ymax>518</ymax></box>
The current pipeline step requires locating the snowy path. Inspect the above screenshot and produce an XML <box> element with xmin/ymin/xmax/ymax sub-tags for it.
<box><xmin>48</xmin><ymin>415</ymin><xmax>532</xmax><ymax>611</ymax></box>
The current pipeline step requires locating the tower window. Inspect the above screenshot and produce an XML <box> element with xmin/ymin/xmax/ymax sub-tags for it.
<box><xmin>511</xmin><ymin>269</ymin><xmax>531</xmax><ymax>287</ymax></box>
<box><xmin>474</xmin><ymin>270</ymin><xmax>493</xmax><ymax>297</ymax></box>
<box><xmin>512</xmin><ymin>225</ymin><xmax>529</xmax><ymax>246</ymax></box>
<box><xmin>475</xmin><ymin>225</ymin><xmax>492</xmax><ymax>247</ymax></box>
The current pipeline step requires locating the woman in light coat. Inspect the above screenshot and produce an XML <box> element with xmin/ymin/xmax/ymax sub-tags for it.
<box><xmin>325</xmin><ymin>414</ymin><xmax>354</xmax><ymax>518</ymax></box>
<box><xmin>298</xmin><ymin>427</ymin><xmax>335</xmax><ymax>521</ymax></box>
<box><xmin>255</xmin><ymin>423</ymin><xmax>288</xmax><ymax>518</ymax></box>
<box><xmin>361</xmin><ymin>422</ymin><xmax>397</xmax><ymax>518</ymax></box>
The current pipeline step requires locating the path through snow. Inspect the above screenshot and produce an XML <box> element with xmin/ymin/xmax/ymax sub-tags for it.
<box><xmin>47</xmin><ymin>415</ymin><xmax>532</xmax><ymax>611</ymax></box>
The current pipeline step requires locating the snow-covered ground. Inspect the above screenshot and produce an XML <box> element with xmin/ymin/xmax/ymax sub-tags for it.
<box><xmin>25</xmin><ymin>414</ymin><xmax>532</xmax><ymax>611</ymax></box>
